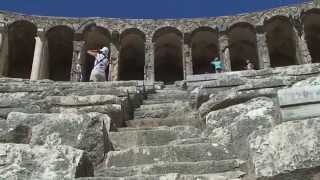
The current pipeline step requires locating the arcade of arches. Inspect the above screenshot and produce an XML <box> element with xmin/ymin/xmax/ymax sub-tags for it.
<box><xmin>0</xmin><ymin>15</ymin><xmax>319</xmax><ymax>83</ymax></box>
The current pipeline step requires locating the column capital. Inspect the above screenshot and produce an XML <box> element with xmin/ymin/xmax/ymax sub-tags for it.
<box><xmin>36</xmin><ymin>28</ymin><xmax>47</xmax><ymax>40</ymax></box>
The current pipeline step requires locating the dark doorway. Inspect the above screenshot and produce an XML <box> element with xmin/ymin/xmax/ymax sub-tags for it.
<box><xmin>119</xmin><ymin>29</ymin><xmax>145</xmax><ymax>80</ymax></box>
<box><xmin>303</xmin><ymin>10</ymin><xmax>320</xmax><ymax>63</ymax></box>
<box><xmin>265</xmin><ymin>16</ymin><xmax>298</xmax><ymax>67</ymax></box>
<box><xmin>191</xmin><ymin>27</ymin><xmax>219</xmax><ymax>74</ymax></box>
<box><xmin>46</xmin><ymin>26</ymin><xmax>74</xmax><ymax>81</ymax></box>
<box><xmin>8</xmin><ymin>20</ymin><xmax>37</xmax><ymax>78</ymax></box>
<box><xmin>228</xmin><ymin>23</ymin><xmax>259</xmax><ymax>71</ymax></box>
<box><xmin>153</xmin><ymin>27</ymin><xmax>183</xmax><ymax>84</ymax></box>
<box><xmin>82</xmin><ymin>26</ymin><xmax>111</xmax><ymax>82</ymax></box>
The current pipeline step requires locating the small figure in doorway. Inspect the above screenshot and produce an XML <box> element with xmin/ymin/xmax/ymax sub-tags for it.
<box><xmin>87</xmin><ymin>46</ymin><xmax>109</xmax><ymax>82</ymax></box>
<box><xmin>76</xmin><ymin>63</ymin><xmax>82</xmax><ymax>82</ymax></box>
<box><xmin>245</xmin><ymin>59</ymin><xmax>254</xmax><ymax>70</ymax></box>
<box><xmin>210</xmin><ymin>57</ymin><xmax>223</xmax><ymax>73</ymax></box>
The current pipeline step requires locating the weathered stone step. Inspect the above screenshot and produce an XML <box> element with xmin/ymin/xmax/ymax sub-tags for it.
<box><xmin>96</xmin><ymin>159</ymin><xmax>245</xmax><ymax>177</ymax></box>
<box><xmin>125</xmin><ymin>116</ymin><xmax>201</xmax><ymax>128</ymax></box>
<box><xmin>78</xmin><ymin>171</ymin><xmax>245</xmax><ymax>180</ymax></box>
<box><xmin>109</xmin><ymin>126</ymin><xmax>200</xmax><ymax>149</ymax></box>
<box><xmin>134</xmin><ymin>108</ymin><xmax>170</xmax><ymax>119</ymax></box>
<box><xmin>143</xmin><ymin>99</ymin><xmax>176</xmax><ymax>105</ymax></box>
<box><xmin>147</xmin><ymin>93</ymin><xmax>189</xmax><ymax>101</ymax></box>
<box><xmin>139</xmin><ymin>103</ymin><xmax>175</xmax><ymax>110</ymax></box>
<box><xmin>106</xmin><ymin>143</ymin><xmax>234</xmax><ymax>167</ymax></box>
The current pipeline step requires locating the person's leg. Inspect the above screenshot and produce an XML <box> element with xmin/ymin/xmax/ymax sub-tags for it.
<box><xmin>95</xmin><ymin>72</ymin><xmax>106</xmax><ymax>82</ymax></box>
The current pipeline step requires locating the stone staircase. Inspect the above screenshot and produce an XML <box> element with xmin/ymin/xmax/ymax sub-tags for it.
<box><xmin>83</xmin><ymin>84</ymin><xmax>247</xmax><ymax>180</ymax></box>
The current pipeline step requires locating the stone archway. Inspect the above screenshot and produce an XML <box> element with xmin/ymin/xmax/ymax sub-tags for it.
<box><xmin>265</xmin><ymin>16</ymin><xmax>298</xmax><ymax>67</ymax></box>
<box><xmin>303</xmin><ymin>9</ymin><xmax>320</xmax><ymax>63</ymax></box>
<box><xmin>8</xmin><ymin>20</ymin><xmax>37</xmax><ymax>78</ymax></box>
<box><xmin>82</xmin><ymin>25</ymin><xmax>111</xmax><ymax>82</ymax></box>
<box><xmin>119</xmin><ymin>28</ymin><xmax>145</xmax><ymax>80</ymax></box>
<box><xmin>191</xmin><ymin>27</ymin><xmax>219</xmax><ymax>74</ymax></box>
<box><xmin>228</xmin><ymin>23</ymin><xmax>259</xmax><ymax>71</ymax></box>
<box><xmin>153</xmin><ymin>27</ymin><xmax>183</xmax><ymax>84</ymax></box>
<box><xmin>46</xmin><ymin>26</ymin><xmax>74</xmax><ymax>81</ymax></box>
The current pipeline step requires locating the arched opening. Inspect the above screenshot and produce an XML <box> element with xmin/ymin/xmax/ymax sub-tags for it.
<box><xmin>119</xmin><ymin>28</ymin><xmax>145</xmax><ymax>80</ymax></box>
<box><xmin>153</xmin><ymin>27</ymin><xmax>183</xmax><ymax>84</ymax></box>
<box><xmin>265</xmin><ymin>16</ymin><xmax>298</xmax><ymax>67</ymax></box>
<box><xmin>8</xmin><ymin>20</ymin><xmax>37</xmax><ymax>78</ymax></box>
<box><xmin>228</xmin><ymin>23</ymin><xmax>259</xmax><ymax>71</ymax></box>
<box><xmin>82</xmin><ymin>26</ymin><xmax>111</xmax><ymax>82</ymax></box>
<box><xmin>46</xmin><ymin>26</ymin><xmax>74</xmax><ymax>81</ymax></box>
<box><xmin>303</xmin><ymin>9</ymin><xmax>320</xmax><ymax>63</ymax></box>
<box><xmin>191</xmin><ymin>27</ymin><xmax>219</xmax><ymax>74</ymax></box>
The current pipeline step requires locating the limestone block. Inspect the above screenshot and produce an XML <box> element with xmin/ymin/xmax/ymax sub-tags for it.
<box><xmin>205</xmin><ymin>97</ymin><xmax>275</xmax><ymax>158</ymax></box>
<box><xmin>199</xmin><ymin>89</ymin><xmax>277</xmax><ymax>118</ymax></box>
<box><xmin>278</xmin><ymin>86</ymin><xmax>320</xmax><ymax>107</ymax></box>
<box><xmin>45</xmin><ymin>95</ymin><xmax>122</xmax><ymax>106</ymax></box>
<box><xmin>248</xmin><ymin>118</ymin><xmax>320</xmax><ymax>179</ymax></box>
<box><xmin>293</xmin><ymin>75</ymin><xmax>320</xmax><ymax>87</ymax></box>
<box><xmin>105</xmin><ymin>143</ymin><xmax>234</xmax><ymax>167</ymax></box>
<box><xmin>3</xmin><ymin>112</ymin><xmax>112</xmax><ymax>166</ymax></box>
<box><xmin>0</xmin><ymin>143</ymin><xmax>93</xmax><ymax>179</ymax></box>
<box><xmin>49</xmin><ymin>104</ymin><xmax>123</xmax><ymax>127</ymax></box>
<box><xmin>278</xmin><ymin>86</ymin><xmax>320</xmax><ymax>121</ymax></box>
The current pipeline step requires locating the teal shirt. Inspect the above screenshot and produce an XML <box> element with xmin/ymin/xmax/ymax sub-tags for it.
<box><xmin>211</xmin><ymin>59</ymin><xmax>222</xmax><ymax>69</ymax></box>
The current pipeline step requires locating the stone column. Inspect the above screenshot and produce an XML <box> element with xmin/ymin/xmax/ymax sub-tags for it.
<box><xmin>0</xmin><ymin>29</ymin><xmax>9</xmax><ymax>77</ymax></box>
<box><xmin>256</xmin><ymin>33</ymin><xmax>271</xmax><ymax>69</ymax></box>
<box><xmin>183</xmin><ymin>44</ymin><xmax>193</xmax><ymax>78</ymax></box>
<box><xmin>218</xmin><ymin>34</ymin><xmax>231</xmax><ymax>71</ymax></box>
<box><xmin>30</xmin><ymin>31</ymin><xmax>49</xmax><ymax>80</ymax></box>
<box><xmin>109</xmin><ymin>42</ymin><xmax>119</xmax><ymax>81</ymax></box>
<box><xmin>144</xmin><ymin>38</ymin><xmax>155</xmax><ymax>81</ymax></box>
<box><xmin>294</xmin><ymin>28</ymin><xmax>312</xmax><ymax>64</ymax></box>
<box><xmin>70</xmin><ymin>41</ymin><xmax>85</xmax><ymax>81</ymax></box>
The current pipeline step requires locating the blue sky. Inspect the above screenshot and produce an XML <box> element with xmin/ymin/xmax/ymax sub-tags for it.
<box><xmin>0</xmin><ymin>0</ymin><xmax>311</xmax><ymax>19</ymax></box>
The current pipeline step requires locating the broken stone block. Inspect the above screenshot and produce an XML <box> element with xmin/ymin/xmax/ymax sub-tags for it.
<box><xmin>0</xmin><ymin>143</ymin><xmax>93</xmax><ymax>179</ymax></box>
<box><xmin>248</xmin><ymin>118</ymin><xmax>320</xmax><ymax>180</ymax></box>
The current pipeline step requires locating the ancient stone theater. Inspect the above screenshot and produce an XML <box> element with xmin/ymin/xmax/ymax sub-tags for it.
<box><xmin>0</xmin><ymin>1</ymin><xmax>320</xmax><ymax>180</ymax></box>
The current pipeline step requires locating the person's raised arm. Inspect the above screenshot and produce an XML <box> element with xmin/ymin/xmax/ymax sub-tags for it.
<box><xmin>87</xmin><ymin>50</ymin><xmax>98</xmax><ymax>57</ymax></box>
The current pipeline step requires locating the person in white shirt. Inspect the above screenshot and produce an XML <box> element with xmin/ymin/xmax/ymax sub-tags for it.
<box><xmin>87</xmin><ymin>46</ymin><xmax>109</xmax><ymax>82</ymax></box>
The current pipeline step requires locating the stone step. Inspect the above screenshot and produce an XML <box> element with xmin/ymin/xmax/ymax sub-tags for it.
<box><xmin>96</xmin><ymin>159</ymin><xmax>245</xmax><ymax>177</ymax></box>
<box><xmin>147</xmin><ymin>93</ymin><xmax>189</xmax><ymax>101</ymax></box>
<box><xmin>109</xmin><ymin>126</ymin><xmax>201</xmax><ymax>150</ymax></box>
<box><xmin>139</xmin><ymin>103</ymin><xmax>175</xmax><ymax>111</ymax></box>
<box><xmin>134</xmin><ymin>108</ymin><xmax>170</xmax><ymax>119</ymax></box>
<box><xmin>143</xmin><ymin>99</ymin><xmax>176</xmax><ymax>105</ymax></box>
<box><xmin>78</xmin><ymin>171</ymin><xmax>245</xmax><ymax>180</ymax></box>
<box><xmin>105</xmin><ymin>143</ymin><xmax>234</xmax><ymax>167</ymax></box>
<box><xmin>126</xmin><ymin>116</ymin><xmax>201</xmax><ymax>128</ymax></box>
<box><xmin>155</xmin><ymin>89</ymin><xmax>188</xmax><ymax>94</ymax></box>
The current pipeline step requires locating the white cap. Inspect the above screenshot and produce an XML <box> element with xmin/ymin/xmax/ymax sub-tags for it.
<box><xmin>100</xmin><ymin>47</ymin><xmax>109</xmax><ymax>55</ymax></box>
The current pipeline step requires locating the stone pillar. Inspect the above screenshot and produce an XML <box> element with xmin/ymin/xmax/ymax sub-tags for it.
<box><xmin>30</xmin><ymin>31</ymin><xmax>49</xmax><ymax>80</ymax></box>
<box><xmin>70</xmin><ymin>41</ymin><xmax>85</xmax><ymax>81</ymax></box>
<box><xmin>294</xmin><ymin>28</ymin><xmax>312</xmax><ymax>64</ymax></box>
<box><xmin>218</xmin><ymin>34</ymin><xmax>231</xmax><ymax>72</ymax></box>
<box><xmin>109</xmin><ymin>42</ymin><xmax>119</xmax><ymax>81</ymax></box>
<box><xmin>0</xmin><ymin>29</ymin><xmax>9</xmax><ymax>77</ymax></box>
<box><xmin>183</xmin><ymin>44</ymin><xmax>192</xmax><ymax>78</ymax></box>
<box><xmin>144</xmin><ymin>38</ymin><xmax>155</xmax><ymax>81</ymax></box>
<box><xmin>256</xmin><ymin>33</ymin><xmax>271</xmax><ymax>69</ymax></box>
